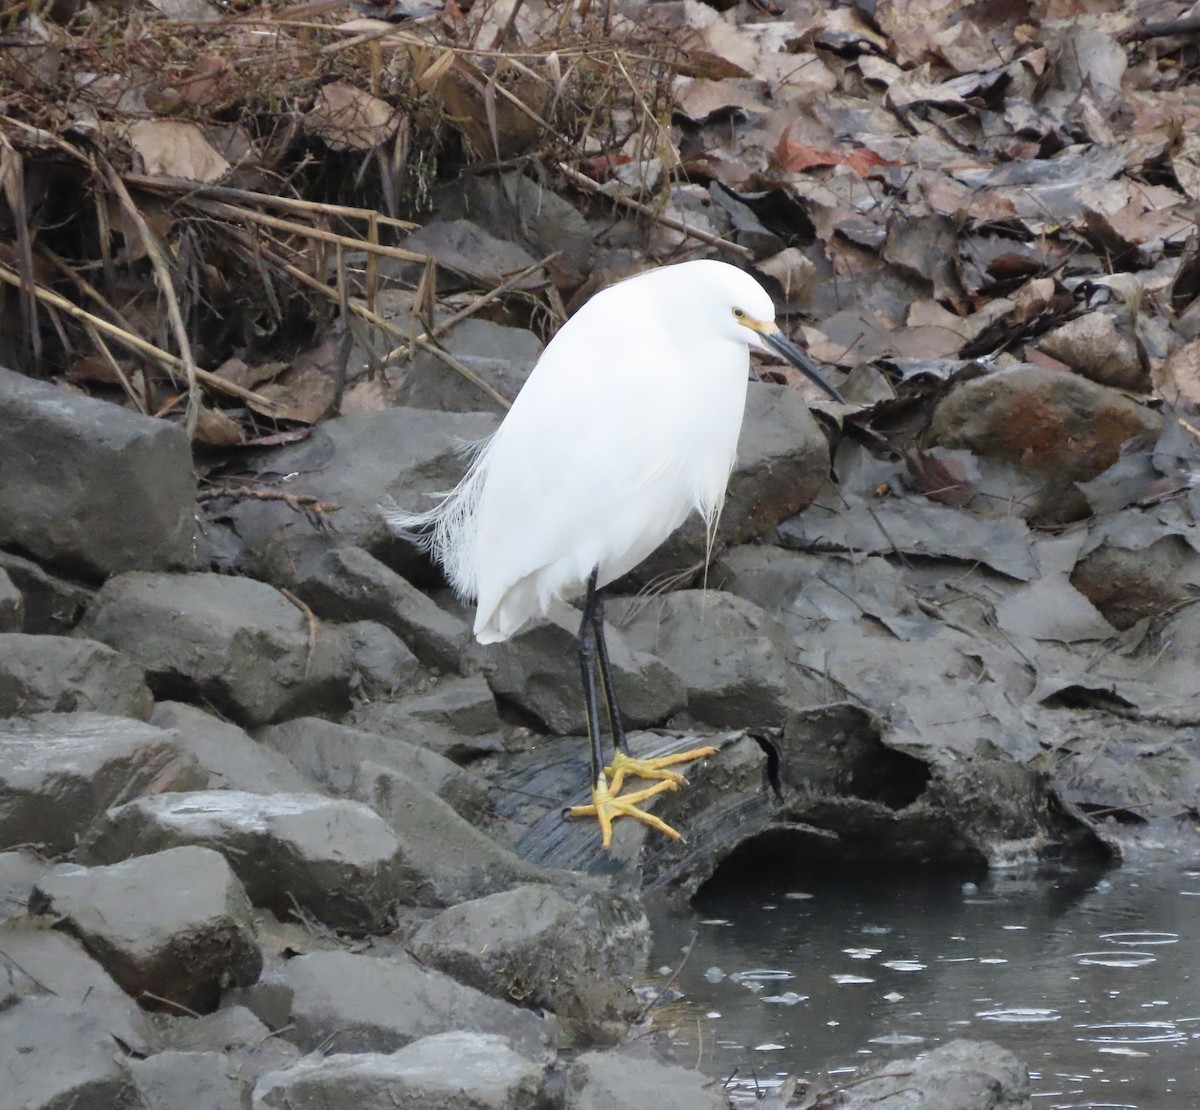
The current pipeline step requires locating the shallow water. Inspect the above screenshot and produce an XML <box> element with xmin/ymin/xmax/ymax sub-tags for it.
<box><xmin>645</xmin><ymin>860</ymin><xmax>1200</xmax><ymax>1108</ymax></box>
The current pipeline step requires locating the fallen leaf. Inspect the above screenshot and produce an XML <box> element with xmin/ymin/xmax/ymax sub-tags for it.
<box><xmin>305</xmin><ymin>81</ymin><xmax>401</xmax><ymax>152</ymax></box>
<box><xmin>126</xmin><ymin>120</ymin><xmax>230</xmax><ymax>182</ymax></box>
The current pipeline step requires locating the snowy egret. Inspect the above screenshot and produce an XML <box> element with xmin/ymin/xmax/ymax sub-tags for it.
<box><xmin>386</xmin><ymin>259</ymin><xmax>843</xmax><ymax>848</ymax></box>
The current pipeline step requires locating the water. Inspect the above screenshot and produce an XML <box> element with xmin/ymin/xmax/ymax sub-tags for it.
<box><xmin>644</xmin><ymin>861</ymin><xmax>1200</xmax><ymax>1107</ymax></box>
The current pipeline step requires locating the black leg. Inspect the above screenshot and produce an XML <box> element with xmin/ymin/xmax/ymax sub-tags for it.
<box><xmin>589</xmin><ymin>587</ymin><xmax>629</xmax><ymax>756</ymax></box>
<box><xmin>579</xmin><ymin>568</ymin><xmax>606</xmax><ymax>791</ymax></box>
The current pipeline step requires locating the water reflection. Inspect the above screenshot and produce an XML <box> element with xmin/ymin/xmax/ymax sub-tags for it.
<box><xmin>644</xmin><ymin>862</ymin><xmax>1200</xmax><ymax>1108</ymax></box>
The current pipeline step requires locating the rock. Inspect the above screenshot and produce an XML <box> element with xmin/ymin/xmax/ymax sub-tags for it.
<box><xmin>395</xmin><ymin>318</ymin><xmax>542</xmax><ymax>414</ymax></box>
<box><xmin>0</xmin><ymin>634</ymin><xmax>153</xmax><ymax>719</ymax></box>
<box><xmin>481</xmin><ymin>603</ymin><xmax>686</xmax><ymax>735</ymax></box>
<box><xmin>829</xmin><ymin>1039</ymin><xmax>1029</xmax><ymax>1109</ymax></box>
<box><xmin>408</xmin><ymin>884</ymin><xmax>647</xmax><ymax>1041</ymax></box>
<box><xmin>81</xmin><ymin>791</ymin><xmax>402</xmax><ymax>933</ymax></box>
<box><xmin>351</xmin><ymin>761</ymin><xmax>548</xmax><ymax>905</ymax></box>
<box><xmin>30</xmin><ymin>846</ymin><xmax>262</xmax><ymax>1013</ymax></box>
<box><xmin>0</xmin><ymin>366</ymin><xmax>202</xmax><ymax>580</ymax></box>
<box><xmin>565</xmin><ymin>1050</ymin><xmax>728</xmax><ymax>1110</ymax></box>
<box><xmin>0</xmin><ymin>996</ymin><xmax>144</xmax><ymax>1109</ymax></box>
<box><xmin>606</xmin><ymin>590</ymin><xmax>807</xmax><ymax>727</ymax></box>
<box><xmin>1038</xmin><ymin>309</ymin><xmax>1147</xmax><ymax>391</ymax></box>
<box><xmin>399</xmin><ymin>219</ymin><xmax>542</xmax><ymax>291</ymax></box>
<box><xmin>0</xmin><ymin>848</ymin><xmax>47</xmax><ymax>915</ymax></box>
<box><xmin>82</xmin><ymin>572</ymin><xmax>352</xmax><ymax>727</ymax></box>
<box><xmin>153</xmin><ymin>1005</ymin><xmax>302</xmax><ymax>1082</ymax></box>
<box><xmin>344</xmin><ymin>619</ymin><xmax>422</xmax><ymax>698</ymax></box>
<box><xmin>238</xmin><ymin>948</ymin><xmax>553</xmax><ymax>1061</ymax></box>
<box><xmin>292</xmin><ymin>546</ymin><xmax>470</xmax><ymax>672</ymax></box>
<box><xmin>130</xmin><ymin>1051</ymin><xmax>249</xmax><ymax>1110</ymax></box>
<box><xmin>149</xmin><ymin>702</ymin><xmax>315</xmax><ymax>794</ymax></box>
<box><xmin>0</xmin><ymin>712</ymin><xmax>201</xmax><ymax>855</ymax></box>
<box><xmin>926</xmin><ymin>365</ymin><xmax>1162</xmax><ymax>523</ymax></box>
<box><xmin>618</xmin><ymin>381</ymin><xmax>832</xmax><ymax>587</ymax></box>
<box><xmin>0</xmin><ymin>567</ymin><xmax>22</xmax><ymax>631</ymax></box>
<box><xmin>255</xmin><ymin>716</ymin><xmax>488</xmax><ymax>818</ymax></box>
<box><xmin>0</xmin><ymin>550</ymin><xmax>92</xmax><ymax>634</ymax></box>
<box><xmin>253</xmin><ymin>1032</ymin><xmax>548</xmax><ymax>1110</ymax></box>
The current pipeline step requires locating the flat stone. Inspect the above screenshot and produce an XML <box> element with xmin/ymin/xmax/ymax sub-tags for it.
<box><xmin>82</xmin><ymin>572</ymin><xmax>352</xmax><ymax>727</ymax></box>
<box><xmin>30</xmin><ymin>845</ymin><xmax>262</xmax><ymax>1013</ymax></box>
<box><xmin>0</xmin><ymin>634</ymin><xmax>153</xmax><ymax>719</ymax></box>
<box><xmin>0</xmin><ymin>366</ymin><xmax>202</xmax><ymax>580</ymax></box>
<box><xmin>150</xmin><ymin>702</ymin><xmax>315</xmax><ymax>794</ymax></box>
<box><xmin>408</xmin><ymin>884</ymin><xmax>647</xmax><ymax>1041</ymax></box>
<box><xmin>399</xmin><ymin>218</ymin><xmax>542</xmax><ymax>290</ymax></box>
<box><xmin>254</xmin><ymin>1032</ymin><xmax>547</xmax><ymax>1110</ymax></box>
<box><xmin>130</xmin><ymin>1051</ymin><xmax>249</xmax><ymax>1110</ymax></box>
<box><xmin>0</xmin><ymin>550</ymin><xmax>92</xmax><ymax>634</ymax></box>
<box><xmin>239</xmin><ymin>948</ymin><xmax>552</xmax><ymax>1061</ymax></box>
<box><xmin>291</xmin><ymin>546</ymin><xmax>470</xmax><ymax>672</ymax></box>
<box><xmin>0</xmin><ymin>567</ymin><xmax>22</xmax><ymax>631</ymax></box>
<box><xmin>152</xmin><ymin>1006</ymin><xmax>302</xmax><ymax>1083</ymax></box>
<box><xmin>0</xmin><ymin>712</ymin><xmax>201</xmax><ymax>855</ymax></box>
<box><xmin>0</xmin><ymin>996</ymin><xmax>144</xmax><ymax>1109</ymax></box>
<box><xmin>565</xmin><ymin>1050</ymin><xmax>728</xmax><ymax>1110</ymax></box>
<box><xmin>255</xmin><ymin>716</ymin><xmax>487</xmax><ymax>818</ymax></box>
<box><xmin>351</xmin><ymin>761</ymin><xmax>547</xmax><ymax>905</ymax></box>
<box><xmin>481</xmin><ymin>602</ymin><xmax>685</xmax><ymax>735</ymax></box>
<box><xmin>344</xmin><ymin>619</ymin><xmax>422</xmax><ymax>698</ymax></box>
<box><xmin>81</xmin><ymin>791</ymin><xmax>402</xmax><ymax>933</ymax></box>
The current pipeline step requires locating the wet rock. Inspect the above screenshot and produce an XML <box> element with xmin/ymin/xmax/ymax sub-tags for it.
<box><xmin>30</xmin><ymin>846</ymin><xmax>262</xmax><ymax>1013</ymax></box>
<box><xmin>399</xmin><ymin>218</ymin><xmax>542</xmax><ymax>291</ymax></box>
<box><xmin>396</xmin><ymin>318</ymin><xmax>542</xmax><ymax>414</ymax></box>
<box><xmin>408</xmin><ymin>884</ymin><xmax>647</xmax><ymax>1041</ymax></box>
<box><xmin>1038</xmin><ymin>309</ymin><xmax>1146</xmax><ymax>391</ymax></box>
<box><xmin>82</xmin><ymin>791</ymin><xmax>402</xmax><ymax>932</ymax></box>
<box><xmin>149</xmin><ymin>702</ymin><xmax>315</xmax><ymax>794</ymax></box>
<box><xmin>0</xmin><ymin>634</ymin><xmax>153</xmax><ymax>718</ymax></box>
<box><xmin>0</xmin><ymin>550</ymin><xmax>92</xmax><ymax>634</ymax></box>
<box><xmin>0</xmin><ymin>996</ymin><xmax>144</xmax><ymax>1109</ymax></box>
<box><xmin>292</xmin><ymin>546</ymin><xmax>470</xmax><ymax>672</ymax></box>
<box><xmin>255</xmin><ymin>716</ymin><xmax>488</xmax><ymax>818</ymax></box>
<box><xmin>0</xmin><ymin>366</ymin><xmax>202</xmax><ymax>580</ymax></box>
<box><xmin>481</xmin><ymin>602</ymin><xmax>685</xmax><ymax>735</ymax></box>
<box><xmin>0</xmin><ymin>568</ymin><xmax>21</xmax><ymax>631</ymax></box>
<box><xmin>82</xmin><ymin>572</ymin><xmax>352</xmax><ymax>727</ymax></box>
<box><xmin>620</xmin><ymin>382</ymin><xmax>832</xmax><ymax>587</ymax></box>
<box><xmin>828</xmin><ymin>1038</ymin><xmax>1029</xmax><ymax>1109</ymax></box>
<box><xmin>254</xmin><ymin>1032</ymin><xmax>549</xmax><ymax>1110</ymax></box>
<box><xmin>239</xmin><ymin>948</ymin><xmax>553</xmax><ymax>1061</ymax></box>
<box><xmin>926</xmin><ymin>365</ymin><xmax>1161</xmax><ymax>523</ymax></box>
<box><xmin>351</xmin><ymin>761</ymin><xmax>548</xmax><ymax>904</ymax></box>
<box><xmin>0</xmin><ymin>712</ymin><xmax>201</xmax><ymax>854</ymax></box>
<box><xmin>344</xmin><ymin>619</ymin><xmax>422</xmax><ymax>698</ymax></box>
<box><xmin>606</xmin><ymin>590</ymin><xmax>813</xmax><ymax>727</ymax></box>
<box><xmin>130</xmin><ymin>1051</ymin><xmax>249</xmax><ymax>1110</ymax></box>
<box><xmin>565</xmin><ymin>1050</ymin><xmax>727</xmax><ymax>1110</ymax></box>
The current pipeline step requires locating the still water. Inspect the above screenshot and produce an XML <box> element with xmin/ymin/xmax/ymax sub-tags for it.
<box><xmin>645</xmin><ymin>860</ymin><xmax>1200</xmax><ymax>1108</ymax></box>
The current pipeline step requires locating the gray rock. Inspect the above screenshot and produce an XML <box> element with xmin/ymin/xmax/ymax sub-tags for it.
<box><xmin>152</xmin><ymin>1005</ymin><xmax>302</xmax><ymax>1083</ymax></box>
<box><xmin>408</xmin><ymin>884</ymin><xmax>647</xmax><ymax>1041</ymax></box>
<box><xmin>149</xmin><ymin>702</ymin><xmax>315</xmax><ymax>794</ymax></box>
<box><xmin>1039</xmin><ymin>308</ymin><xmax>1146</xmax><ymax>391</ymax></box>
<box><xmin>396</xmin><ymin>318</ymin><xmax>543</xmax><ymax>414</ymax></box>
<box><xmin>82</xmin><ymin>791</ymin><xmax>402</xmax><ymax>933</ymax></box>
<box><xmin>0</xmin><ymin>712</ymin><xmax>201</xmax><ymax>854</ymax></box>
<box><xmin>0</xmin><ymin>567</ymin><xmax>22</xmax><ymax>631</ymax></box>
<box><xmin>0</xmin><ymin>365</ymin><xmax>202</xmax><ymax>580</ymax></box>
<box><xmin>481</xmin><ymin>603</ymin><xmax>686</xmax><ymax>735</ymax></box>
<box><xmin>0</xmin><ymin>550</ymin><xmax>93</xmax><ymax>634</ymax></box>
<box><xmin>0</xmin><ymin>634</ymin><xmax>153</xmax><ymax>718</ymax></box>
<box><xmin>240</xmin><ymin>948</ymin><xmax>553</xmax><ymax>1061</ymax></box>
<box><xmin>0</xmin><ymin>996</ymin><xmax>145</xmax><ymax>1109</ymax></box>
<box><xmin>829</xmin><ymin>1038</ymin><xmax>1029</xmax><ymax>1109</ymax></box>
<box><xmin>344</xmin><ymin>619</ymin><xmax>422</xmax><ymax>697</ymax></box>
<box><xmin>351</xmin><ymin>761</ymin><xmax>547</xmax><ymax>905</ymax></box>
<box><xmin>566</xmin><ymin>1050</ymin><xmax>727</xmax><ymax>1110</ymax></box>
<box><xmin>255</xmin><ymin>716</ymin><xmax>487</xmax><ymax>818</ymax></box>
<box><xmin>292</xmin><ymin>546</ymin><xmax>470</xmax><ymax>672</ymax></box>
<box><xmin>399</xmin><ymin>219</ymin><xmax>542</xmax><ymax>291</ymax></box>
<box><xmin>607</xmin><ymin>590</ymin><xmax>804</xmax><ymax>727</ymax></box>
<box><xmin>30</xmin><ymin>846</ymin><xmax>262</xmax><ymax>1013</ymax></box>
<box><xmin>83</xmin><ymin>572</ymin><xmax>352</xmax><ymax>727</ymax></box>
<box><xmin>0</xmin><ymin>848</ymin><xmax>47</xmax><ymax>916</ymax></box>
<box><xmin>130</xmin><ymin>1051</ymin><xmax>249</xmax><ymax>1110</ymax></box>
<box><xmin>254</xmin><ymin>1032</ymin><xmax>548</xmax><ymax>1110</ymax></box>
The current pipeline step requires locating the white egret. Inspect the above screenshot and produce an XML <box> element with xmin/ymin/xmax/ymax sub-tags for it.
<box><xmin>386</xmin><ymin>258</ymin><xmax>843</xmax><ymax>848</ymax></box>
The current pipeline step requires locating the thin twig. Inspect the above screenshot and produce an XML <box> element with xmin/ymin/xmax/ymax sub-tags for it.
<box><xmin>281</xmin><ymin>587</ymin><xmax>318</xmax><ymax>679</ymax></box>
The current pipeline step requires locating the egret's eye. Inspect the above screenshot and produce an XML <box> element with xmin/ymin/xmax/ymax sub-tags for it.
<box><xmin>733</xmin><ymin>308</ymin><xmax>745</xmax><ymax>319</ymax></box>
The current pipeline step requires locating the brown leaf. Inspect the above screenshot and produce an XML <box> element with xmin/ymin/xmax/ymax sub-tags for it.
<box><xmin>305</xmin><ymin>81</ymin><xmax>401</xmax><ymax>152</ymax></box>
<box><xmin>905</xmin><ymin>450</ymin><xmax>974</xmax><ymax>507</ymax></box>
<box><xmin>193</xmin><ymin>406</ymin><xmax>245</xmax><ymax>446</ymax></box>
<box><xmin>771</xmin><ymin>128</ymin><xmax>896</xmax><ymax>176</ymax></box>
<box><xmin>126</xmin><ymin>121</ymin><xmax>231</xmax><ymax>183</ymax></box>
<box><xmin>1153</xmin><ymin>337</ymin><xmax>1200</xmax><ymax>407</ymax></box>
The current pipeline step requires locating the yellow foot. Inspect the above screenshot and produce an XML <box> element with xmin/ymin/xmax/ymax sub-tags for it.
<box><xmin>569</xmin><ymin>776</ymin><xmax>681</xmax><ymax>849</ymax></box>
<box><xmin>604</xmin><ymin>745</ymin><xmax>719</xmax><ymax>786</ymax></box>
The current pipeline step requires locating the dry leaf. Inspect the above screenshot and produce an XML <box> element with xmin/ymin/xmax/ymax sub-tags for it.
<box><xmin>306</xmin><ymin>81</ymin><xmax>401</xmax><ymax>152</ymax></box>
<box><xmin>126</xmin><ymin>120</ymin><xmax>230</xmax><ymax>182</ymax></box>
<box><xmin>1153</xmin><ymin>338</ymin><xmax>1200</xmax><ymax>408</ymax></box>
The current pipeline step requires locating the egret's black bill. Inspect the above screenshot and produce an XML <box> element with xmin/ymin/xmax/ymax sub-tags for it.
<box><xmin>762</xmin><ymin>328</ymin><xmax>845</xmax><ymax>404</ymax></box>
